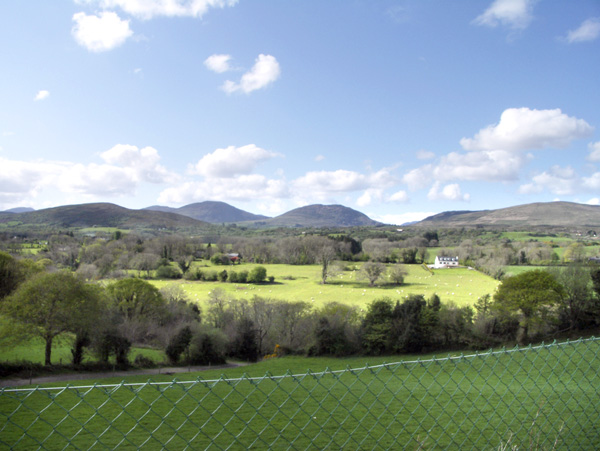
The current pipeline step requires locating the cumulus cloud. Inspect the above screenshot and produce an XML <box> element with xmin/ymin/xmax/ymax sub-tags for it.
<box><xmin>315</xmin><ymin>155</ymin><xmax>325</xmax><ymax>162</ymax></box>
<box><xmin>587</xmin><ymin>142</ymin><xmax>600</xmax><ymax>162</ymax></box>
<box><xmin>0</xmin><ymin>144</ymin><xmax>176</xmax><ymax>206</ymax></box>
<box><xmin>519</xmin><ymin>166</ymin><xmax>578</xmax><ymax>195</ymax></box>
<box><xmin>402</xmin><ymin>166</ymin><xmax>433</xmax><ymax>191</ymax></box>
<box><xmin>460</xmin><ymin>108</ymin><xmax>593</xmax><ymax>152</ymax></box>
<box><xmin>191</xmin><ymin>144</ymin><xmax>280</xmax><ymax>178</ymax></box>
<box><xmin>587</xmin><ymin>198</ymin><xmax>600</xmax><ymax>206</ymax></box>
<box><xmin>93</xmin><ymin>0</ymin><xmax>238</xmax><ymax>20</ymax></box>
<box><xmin>582</xmin><ymin>173</ymin><xmax>600</xmax><ymax>191</ymax></box>
<box><xmin>375</xmin><ymin>212</ymin><xmax>435</xmax><ymax>226</ymax></box>
<box><xmin>433</xmin><ymin>150</ymin><xmax>525</xmax><ymax>182</ymax></box>
<box><xmin>222</xmin><ymin>54</ymin><xmax>281</xmax><ymax>94</ymax></box>
<box><xmin>473</xmin><ymin>0</ymin><xmax>536</xmax><ymax>30</ymax></box>
<box><xmin>34</xmin><ymin>90</ymin><xmax>50</xmax><ymax>101</ymax></box>
<box><xmin>204</xmin><ymin>54</ymin><xmax>232</xmax><ymax>73</ymax></box>
<box><xmin>72</xmin><ymin>11</ymin><xmax>133</xmax><ymax>52</ymax></box>
<box><xmin>427</xmin><ymin>182</ymin><xmax>470</xmax><ymax>202</ymax></box>
<box><xmin>566</xmin><ymin>17</ymin><xmax>600</xmax><ymax>43</ymax></box>
<box><xmin>357</xmin><ymin>189</ymin><xmax>383</xmax><ymax>207</ymax></box>
<box><xmin>100</xmin><ymin>144</ymin><xmax>177</xmax><ymax>183</ymax></box>
<box><xmin>158</xmin><ymin>175</ymin><xmax>289</xmax><ymax>205</ymax></box>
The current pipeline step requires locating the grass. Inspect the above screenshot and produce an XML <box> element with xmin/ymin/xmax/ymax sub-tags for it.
<box><xmin>1</xmin><ymin>339</ymin><xmax>598</xmax><ymax>449</ymax></box>
<box><xmin>0</xmin><ymin>335</ymin><xmax>165</xmax><ymax>366</ymax></box>
<box><xmin>152</xmin><ymin>263</ymin><xmax>499</xmax><ymax>311</ymax></box>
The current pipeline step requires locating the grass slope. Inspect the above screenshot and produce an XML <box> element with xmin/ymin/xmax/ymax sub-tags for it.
<box><xmin>1</xmin><ymin>339</ymin><xmax>598</xmax><ymax>449</ymax></box>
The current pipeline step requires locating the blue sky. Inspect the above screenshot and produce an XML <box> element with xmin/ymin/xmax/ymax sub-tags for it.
<box><xmin>1</xmin><ymin>0</ymin><xmax>599</xmax><ymax>224</ymax></box>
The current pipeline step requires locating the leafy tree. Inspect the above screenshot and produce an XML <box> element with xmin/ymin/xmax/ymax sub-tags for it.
<box><xmin>360</xmin><ymin>262</ymin><xmax>386</xmax><ymax>287</ymax></box>
<box><xmin>549</xmin><ymin>265</ymin><xmax>597</xmax><ymax>330</ymax></box>
<box><xmin>493</xmin><ymin>270</ymin><xmax>564</xmax><ymax>343</ymax></box>
<box><xmin>2</xmin><ymin>271</ymin><xmax>105</xmax><ymax>365</ymax></box>
<box><xmin>400</xmin><ymin>247</ymin><xmax>418</xmax><ymax>264</ymax></box>
<box><xmin>389</xmin><ymin>296</ymin><xmax>427</xmax><ymax>353</ymax></box>
<box><xmin>230</xmin><ymin>318</ymin><xmax>259</xmax><ymax>362</ymax></box>
<box><xmin>361</xmin><ymin>298</ymin><xmax>394</xmax><ymax>355</ymax></box>
<box><xmin>387</xmin><ymin>264</ymin><xmax>407</xmax><ymax>286</ymax></box>
<box><xmin>166</xmin><ymin>326</ymin><xmax>193</xmax><ymax>364</ymax></box>
<box><xmin>247</xmin><ymin>266</ymin><xmax>267</xmax><ymax>283</ymax></box>
<box><xmin>0</xmin><ymin>251</ymin><xmax>25</xmax><ymax>299</ymax></box>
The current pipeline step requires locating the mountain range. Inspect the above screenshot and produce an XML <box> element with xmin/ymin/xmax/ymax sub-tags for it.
<box><xmin>2</xmin><ymin>200</ymin><xmax>600</xmax><ymax>230</ymax></box>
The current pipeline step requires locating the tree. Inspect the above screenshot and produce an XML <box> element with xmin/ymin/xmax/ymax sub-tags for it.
<box><xmin>360</xmin><ymin>262</ymin><xmax>386</xmax><ymax>286</ymax></box>
<box><xmin>0</xmin><ymin>251</ymin><xmax>25</xmax><ymax>299</ymax></box>
<box><xmin>493</xmin><ymin>270</ymin><xmax>564</xmax><ymax>343</ymax></box>
<box><xmin>549</xmin><ymin>265</ymin><xmax>596</xmax><ymax>330</ymax></box>
<box><xmin>2</xmin><ymin>271</ymin><xmax>105</xmax><ymax>365</ymax></box>
<box><xmin>387</xmin><ymin>264</ymin><xmax>407</xmax><ymax>286</ymax></box>
<box><xmin>248</xmin><ymin>266</ymin><xmax>267</xmax><ymax>284</ymax></box>
<box><xmin>361</xmin><ymin>298</ymin><xmax>394</xmax><ymax>355</ymax></box>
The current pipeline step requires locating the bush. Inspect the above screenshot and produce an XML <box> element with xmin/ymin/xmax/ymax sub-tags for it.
<box><xmin>165</xmin><ymin>326</ymin><xmax>193</xmax><ymax>364</ymax></box>
<box><xmin>133</xmin><ymin>354</ymin><xmax>155</xmax><ymax>368</ymax></box>
<box><xmin>237</xmin><ymin>270</ymin><xmax>248</xmax><ymax>283</ymax></box>
<box><xmin>202</xmin><ymin>270</ymin><xmax>218</xmax><ymax>282</ymax></box>
<box><xmin>248</xmin><ymin>266</ymin><xmax>267</xmax><ymax>284</ymax></box>
<box><xmin>218</xmin><ymin>270</ymin><xmax>228</xmax><ymax>282</ymax></box>
<box><xmin>268</xmin><ymin>276</ymin><xmax>275</xmax><ymax>283</ymax></box>
<box><xmin>156</xmin><ymin>265</ymin><xmax>182</xmax><ymax>279</ymax></box>
<box><xmin>188</xmin><ymin>328</ymin><xmax>227</xmax><ymax>365</ymax></box>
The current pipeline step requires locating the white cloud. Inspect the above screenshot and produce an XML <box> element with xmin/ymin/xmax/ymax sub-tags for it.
<box><xmin>587</xmin><ymin>198</ymin><xmax>600</xmax><ymax>206</ymax></box>
<box><xmin>519</xmin><ymin>166</ymin><xmax>578</xmax><ymax>195</ymax></box>
<box><xmin>192</xmin><ymin>144</ymin><xmax>280</xmax><ymax>178</ymax></box>
<box><xmin>389</xmin><ymin>190</ymin><xmax>409</xmax><ymax>203</ymax></box>
<box><xmin>34</xmin><ymin>90</ymin><xmax>50</xmax><ymax>101</ymax></box>
<box><xmin>473</xmin><ymin>0</ymin><xmax>536</xmax><ymax>30</ymax></box>
<box><xmin>566</xmin><ymin>17</ymin><xmax>600</xmax><ymax>43</ymax></box>
<box><xmin>582</xmin><ymin>173</ymin><xmax>600</xmax><ymax>191</ymax></box>
<box><xmin>433</xmin><ymin>149</ymin><xmax>525</xmax><ymax>182</ymax></box>
<box><xmin>158</xmin><ymin>175</ymin><xmax>289</xmax><ymax>205</ymax></box>
<box><xmin>460</xmin><ymin>108</ymin><xmax>593</xmax><ymax>152</ymax></box>
<box><xmin>93</xmin><ymin>0</ymin><xmax>238</xmax><ymax>20</ymax></box>
<box><xmin>402</xmin><ymin>166</ymin><xmax>433</xmax><ymax>191</ymax></box>
<box><xmin>357</xmin><ymin>189</ymin><xmax>384</xmax><ymax>207</ymax></box>
<box><xmin>587</xmin><ymin>142</ymin><xmax>600</xmax><ymax>162</ymax></box>
<box><xmin>416</xmin><ymin>149</ymin><xmax>435</xmax><ymax>160</ymax></box>
<box><xmin>204</xmin><ymin>54</ymin><xmax>232</xmax><ymax>73</ymax></box>
<box><xmin>315</xmin><ymin>155</ymin><xmax>325</xmax><ymax>162</ymax></box>
<box><xmin>222</xmin><ymin>54</ymin><xmax>281</xmax><ymax>94</ymax></box>
<box><xmin>428</xmin><ymin>182</ymin><xmax>470</xmax><ymax>201</ymax></box>
<box><xmin>100</xmin><ymin>144</ymin><xmax>177</xmax><ymax>183</ymax></box>
<box><xmin>72</xmin><ymin>11</ymin><xmax>133</xmax><ymax>52</ymax></box>
<box><xmin>374</xmin><ymin>212</ymin><xmax>435</xmax><ymax>226</ymax></box>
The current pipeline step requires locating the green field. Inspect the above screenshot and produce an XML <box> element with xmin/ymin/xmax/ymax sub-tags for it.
<box><xmin>1</xmin><ymin>339</ymin><xmax>598</xmax><ymax>449</ymax></box>
<box><xmin>0</xmin><ymin>336</ymin><xmax>165</xmax><ymax>366</ymax></box>
<box><xmin>152</xmin><ymin>263</ymin><xmax>499</xmax><ymax>310</ymax></box>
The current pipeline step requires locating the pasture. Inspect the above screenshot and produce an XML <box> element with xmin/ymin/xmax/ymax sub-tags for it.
<box><xmin>152</xmin><ymin>263</ymin><xmax>499</xmax><ymax>310</ymax></box>
<box><xmin>1</xmin><ymin>338</ymin><xmax>598</xmax><ymax>449</ymax></box>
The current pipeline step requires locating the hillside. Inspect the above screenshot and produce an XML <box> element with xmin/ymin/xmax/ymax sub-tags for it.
<box><xmin>145</xmin><ymin>201</ymin><xmax>269</xmax><ymax>223</ymax></box>
<box><xmin>416</xmin><ymin>201</ymin><xmax>600</xmax><ymax>227</ymax></box>
<box><xmin>265</xmin><ymin>204</ymin><xmax>382</xmax><ymax>228</ymax></box>
<box><xmin>0</xmin><ymin>203</ymin><xmax>208</xmax><ymax>230</ymax></box>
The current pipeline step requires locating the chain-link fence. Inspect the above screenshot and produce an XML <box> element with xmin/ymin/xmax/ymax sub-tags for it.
<box><xmin>1</xmin><ymin>337</ymin><xmax>599</xmax><ymax>450</ymax></box>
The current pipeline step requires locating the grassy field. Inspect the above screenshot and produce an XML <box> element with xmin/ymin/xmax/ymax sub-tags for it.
<box><xmin>152</xmin><ymin>263</ymin><xmax>499</xmax><ymax>310</ymax></box>
<box><xmin>0</xmin><ymin>335</ymin><xmax>165</xmax><ymax>366</ymax></box>
<box><xmin>1</xmin><ymin>339</ymin><xmax>598</xmax><ymax>449</ymax></box>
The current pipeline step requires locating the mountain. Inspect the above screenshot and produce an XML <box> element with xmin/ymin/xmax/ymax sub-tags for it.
<box><xmin>266</xmin><ymin>204</ymin><xmax>382</xmax><ymax>228</ymax></box>
<box><xmin>0</xmin><ymin>203</ymin><xmax>208</xmax><ymax>229</ymax></box>
<box><xmin>145</xmin><ymin>201</ymin><xmax>269</xmax><ymax>223</ymax></box>
<box><xmin>3</xmin><ymin>207</ymin><xmax>35</xmax><ymax>213</ymax></box>
<box><xmin>416</xmin><ymin>202</ymin><xmax>600</xmax><ymax>227</ymax></box>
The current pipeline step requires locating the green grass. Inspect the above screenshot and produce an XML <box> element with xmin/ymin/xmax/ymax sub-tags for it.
<box><xmin>1</xmin><ymin>339</ymin><xmax>598</xmax><ymax>449</ymax></box>
<box><xmin>152</xmin><ymin>263</ymin><xmax>499</xmax><ymax>310</ymax></box>
<box><xmin>0</xmin><ymin>336</ymin><xmax>165</xmax><ymax>366</ymax></box>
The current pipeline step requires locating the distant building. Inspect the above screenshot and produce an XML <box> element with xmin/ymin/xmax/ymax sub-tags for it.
<box><xmin>431</xmin><ymin>256</ymin><xmax>459</xmax><ymax>268</ymax></box>
<box><xmin>227</xmin><ymin>253</ymin><xmax>241</xmax><ymax>264</ymax></box>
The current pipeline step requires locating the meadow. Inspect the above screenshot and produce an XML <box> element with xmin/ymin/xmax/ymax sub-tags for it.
<box><xmin>151</xmin><ymin>263</ymin><xmax>499</xmax><ymax>311</ymax></box>
<box><xmin>1</xmin><ymin>338</ymin><xmax>598</xmax><ymax>449</ymax></box>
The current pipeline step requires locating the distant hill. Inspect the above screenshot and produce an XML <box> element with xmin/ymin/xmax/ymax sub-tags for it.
<box><xmin>0</xmin><ymin>203</ymin><xmax>208</xmax><ymax>230</ymax></box>
<box><xmin>3</xmin><ymin>207</ymin><xmax>35</xmax><ymax>213</ymax></box>
<box><xmin>266</xmin><ymin>204</ymin><xmax>382</xmax><ymax>228</ymax></box>
<box><xmin>145</xmin><ymin>201</ymin><xmax>269</xmax><ymax>223</ymax></box>
<box><xmin>416</xmin><ymin>202</ymin><xmax>600</xmax><ymax>227</ymax></box>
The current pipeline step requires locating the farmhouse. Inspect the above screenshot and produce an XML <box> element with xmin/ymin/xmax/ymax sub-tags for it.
<box><xmin>227</xmin><ymin>253</ymin><xmax>241</xmax><ymax>264</ymax></box>
<box><xmin>431</xmin><ymin>256</ymin><xmax>459</xmax><ymax>269</ymax></box>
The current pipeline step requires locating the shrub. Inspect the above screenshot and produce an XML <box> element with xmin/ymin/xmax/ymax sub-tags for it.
<box><xmin>133</xmin><ymin>354</ymin><xmax>155</xmax><ymax>368</ymax></box>
<box><xmin>268</xmin><ymin>275</ymin><xmax>275</xmax><ymax>283</ymax></box>
<box><xmin>203</xmin><ymin>271</ymin><xmax>219</xmax><ymax>282</ymax></box>
<box><xmin>218</xmin><ymin>270</ymin><xmax>228</xmax><ymax>282</ymax></box>
<box><xmin>248</xmin><ymin>266</ymin><xmax>267</xmax><ymax>284</ymax></box>
<box><xmin>156</xmin><ymin>265</ymin><xmax>182</xmax><ymax>279</ymax></box>
<box><xmin>237</xmin><ymin>270</ymin><xmax>248</xmax><ymax>283</ymax></box>
<box><xmin>166</xmin><ymin>326</ymin><xmax>193</xmax><ymax>364</ymax></box>
<box><xmin>188</xmin><ymin>328</ymin><xmax>227</xmax><ymax>365</ymax></box>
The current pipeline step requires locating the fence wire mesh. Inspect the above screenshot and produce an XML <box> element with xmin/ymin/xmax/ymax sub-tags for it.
<box><xmin>1</xmin><ymin>337</ymin><xmax>599</xmax><ymax>450</ymax></box>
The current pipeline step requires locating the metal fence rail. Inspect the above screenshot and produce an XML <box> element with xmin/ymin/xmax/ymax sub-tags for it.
<box><xmin>1</xmin><ymin>337</ymin><xmax>599</xmax><ymax>450</ymax></box>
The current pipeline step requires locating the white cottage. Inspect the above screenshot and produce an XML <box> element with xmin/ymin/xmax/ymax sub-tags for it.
<box><xmin>432</xmin><ymin>256</ymin><xmax>459</xmax><ymax>268</ymax></box>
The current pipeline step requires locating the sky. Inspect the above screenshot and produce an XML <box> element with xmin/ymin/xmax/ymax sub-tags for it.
<box><xmin>1</xmin><ymin>0</ymin><xmax>599</xmax><ymax>225</ymax></box>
